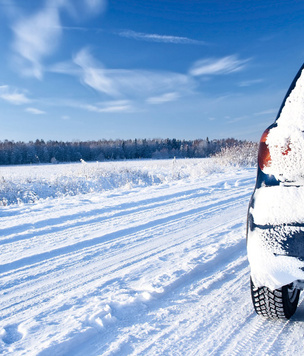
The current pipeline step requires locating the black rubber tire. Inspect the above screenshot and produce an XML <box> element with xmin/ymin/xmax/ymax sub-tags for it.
<box><xmin>250</xmin><ymin>278</ymin><xmax>300</xmax><ymax>319</ymax></box>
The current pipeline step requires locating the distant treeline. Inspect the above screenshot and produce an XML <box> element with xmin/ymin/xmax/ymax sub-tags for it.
<box><xmin>0</xmin><ymin>138</ymin><xmax>257</xmax><ymax>165</ymax></box>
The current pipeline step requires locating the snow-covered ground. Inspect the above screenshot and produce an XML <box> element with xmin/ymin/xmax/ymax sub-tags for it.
<box><xmin>1</xmin><ymin>158</ymin><xmax>304</xmax><ymax>355</ymax></box>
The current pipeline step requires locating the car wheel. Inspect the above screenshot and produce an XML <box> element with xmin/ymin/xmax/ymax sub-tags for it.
<box><xmin>250</xmin><ymin>278</ymin><xmax>300</xmax><ymax>319</ymax></box>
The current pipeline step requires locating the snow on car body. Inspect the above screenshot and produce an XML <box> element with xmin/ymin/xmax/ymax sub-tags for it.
<box><xmin>247</xmin><ymin>63</ymin><xmax>304</xmax><ymax>319</ymax></box>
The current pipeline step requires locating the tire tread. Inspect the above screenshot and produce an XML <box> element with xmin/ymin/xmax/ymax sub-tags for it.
<box><xmin>250</xmin><ymin>279</ymin><xmax>300</xmax><ymax>319</ymax></box>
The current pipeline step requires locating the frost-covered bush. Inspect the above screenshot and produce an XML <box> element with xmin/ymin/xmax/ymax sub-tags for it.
<box><xmin>214</xmin><ymin>142</ymin><xmax>258</xmax><ymax>167</ymax></box>
<box><xmin>0</xmin><ymin>158</ymin><xmax>246</xmax><ymax>206</ymax></box>
<box><xmin>0</xmin><ymin>165</ymin><xmax>161</xmax><ymax>205</ymax></box>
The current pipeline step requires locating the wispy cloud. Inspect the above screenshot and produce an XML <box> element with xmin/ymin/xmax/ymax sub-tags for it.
<box><xmin>118</xmin><ymin>30</ymin><xmax>206</xmax><ymax>45</ymax></box>
<box><xmin>83</xmin><ymin>100</ymin><xmax>135</xmax><ymax>113</ymax></box>
<box><xmin>84</xmin><ymin>0</ymin><xmax>106</xmax><ymax>13</ymax></box>
<box><xmin>189</xmin><ymin>55</ymin><xmax>250</xmax><ymax>76</ymax></box>
<box><xmin>227</xmin><ymin>115</ymin><xmax>249</xmax><ymax>124</ymax></box>
<box><xmin>10</xmin><ymin>0</ymin><xmax>106</xmax><ymax>79</ymax></box>
<box><xmin>63</xmin><ymin>0</ymin><xmax>106</xmax><ymax>19</ymax></box>
<box><xmin>146</xmin><ymin>92</ymin><xmax>180</xmax><ymax>105</ymax></box>
<box><xmin>25</xmin><ymin>107</ymin><xmax>46</xmax><ymax>114</ymax></box>
<box><xmin>239</xmin><ymin>78</ymin><xmax>263</xmax><ymax>87</ymax></box>
<box><xmin>106</xmin><ymin>69</ymin><xmax>194</xmax><ymax>99</ymax></box>
<box><xmin>61</xmin><ymin>26</ymin><xmax>89</xmax><ymax>32</ymax></box>
<box><xmin>254</xmin><ymin>109</ymin><xmax>277</xmax><ymax>116</ymax></box>
<box><xmin>48</xmin><ymin>60</ymin><xmax>80</xmax><ymax>75</ymax></box>
<box><xmin>0</xmin><ymin>85</ymin><xmax>31</xmax><ymax>105</ymax></box>
<box><xmin>46</xmin><ymin>97</ymin><xmax>137</xmax><ymax>114</ymax></box>
<box><xmin>73</xmin><ymin>48</ymin><xmax>118</xmax><ymax>96</ymax></box>
<box><xmin>11</xmin><ymin>2</ymin><xmax>62</xmax><ymax>79</ymax></box>
<box><xmin>57</xmin><ymin>48</ymin><xmax>196</xmax><ymax>100</ymax></box>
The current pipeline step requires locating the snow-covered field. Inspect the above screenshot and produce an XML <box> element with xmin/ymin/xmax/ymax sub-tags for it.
<box><xmin>1</xmin><ymin>158</ymin><xmax>304</xmax><ymax>355</ymax></box>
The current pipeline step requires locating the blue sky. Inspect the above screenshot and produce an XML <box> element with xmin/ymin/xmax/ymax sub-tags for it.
<box><xmin>1</xmin><ymin>0</ymin><xmax>304</xmax><ymax>142</ymax></box>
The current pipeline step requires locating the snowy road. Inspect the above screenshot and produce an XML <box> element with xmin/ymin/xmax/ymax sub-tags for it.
<box><xmin>1</xmin><ymin>162</ymin><xmax>304</xmax><ymax>355</ymax></box>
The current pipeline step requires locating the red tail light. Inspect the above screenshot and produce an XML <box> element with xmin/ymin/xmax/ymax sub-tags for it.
<box><xmin>282</xmin><ymin>142</ymin><xmax>291</xmax><ymax>156</ymax></box>
<box><xmin>258</xmin><ymin>128</ymin><xmax>291</xmax><ymax>171</ymax></box>
<box><xmin>258</xmin><ymin>128</ymin><xmax>271</xmax><ymax>171</ymax></box>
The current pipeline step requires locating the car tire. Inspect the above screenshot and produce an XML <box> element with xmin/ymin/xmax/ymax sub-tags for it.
<box><xmin>250</xmin><ymin>278</ymin><xmax>300</xmax><ymax>319</ymax></box>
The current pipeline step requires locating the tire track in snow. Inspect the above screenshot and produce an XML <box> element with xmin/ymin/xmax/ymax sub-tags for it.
<box><xmin>1</xmin><ymin>171</ymin><xmax>258</xmax><ymax>355</ymax></box>
<box><xmin>1</xmin><ymin>213</ymin><xmax>248</xmax><ymax>324</ymax></box>
<box><xmin>1</xmin><ymin>171</ymin><xmax>254</xmax><ymax>243</ymax></box>
<box><xmin>39</xmin><ymin>223</ymin><xmax>250</xmax><ymax>356</ymax></box>
<box><xmin>0</xmin><ymin>194</ymin><xmax>248</xmax><ymax>322</ymax></box>
<box><xmin>227</xmin><ymin>317</ymin><xmax>288</xmax><ymax>356</ymax></box>
<box><xmin>226</xmin><ymin>293</ymin><xmax>304</xmax><ymax>356</ymax></box>
<box><xmin>1</xmin><ymin>199</ymin><xmax>247</xmax><ymax>302</ymax></box>
<box><xmin>0</xmin><ymin>178</ymin><xmax>242</xmax><ymax>240</ymax></box>
<box><xmin>0</xmin><ymin>183</ymin><xmax>251</xmax><ymax>272</ymax></box>
<box><xmin>94</xmin><ymin>244</ymin><xmax>250</xmax><ymax>355</ymax></box>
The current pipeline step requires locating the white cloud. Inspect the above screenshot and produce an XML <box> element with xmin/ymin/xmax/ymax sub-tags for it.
<box><xmin>118</xmin><ymin>30</ymin><xmax>206</xmax><ymax>45</ymax></box>
<box><xmin>73</xmin><ymin>48</ymin><xmax>119</xmax><ymax>96</ymax></box>
<box><xmin>0</xmin><ymin>85</ymin><xmax>31</xmax><ymax>105</ymax></box>
<box><xmin>61</xmin><ymin>26</ymin><xmax>89</xmax><ymax>31</ymax></box>
<box><xmin>227</xmin><ymin>115</ymin><xmax>249</xmax><ymax>124</ymax></box>
<box><xmin>84</xmin><ymin>0</ymin><xmax>106</xmax><ymax>13</ymax></box>
<box><xmin>239</xmin><ymin>79</ymin><xmax>264</xmax><ymax>87</ymax></box>
<box><xmin>189</xmin><ymin>55</ymin><xmax>250</xmax><ymax>76</ymax></box>
<box><xmin>82</xmin><ymin>100</ymin><xmax>135</xmax><ymax>113</ymax></box>
<box><xmin>63</xmin><ymin>0</ymin><xmax>106</xmax><ymax>18</ymax></box>
<box><xmin>254</xmin><ymin>109</ymin><xmax>277</xmax><ymax>116</ymax></box>
<box><xmin>146</xmin><ymin>92</ymin><xmax>180</xmax><ymax>104</ymax></box>
<box><xmin>25</xmin><ymin>107</ymin><xmax>46</xmax><ymax>114</ymax></box>
<box><xmin>48</xmin><ymin>60</ymin><xmax>79</xmax><ymax>75</ymax></box>
<box><xmin>70</xmin><ymin>48</ymin><xmax>196</xmax><ymax>100</ymax></box>
<box><xmin>106</xmin><ymin>69</ymin><xmax>194</xmax><ymax>99</ymax></box>
<box><xmin>10</xmin><ymin>0</ymin><xmax>106</xmax><ymax>79</ymax></box>
<box><xmin>11</xmin><ymin>1</ymin><xmax>62</xmax><ymax>79</ymax></box>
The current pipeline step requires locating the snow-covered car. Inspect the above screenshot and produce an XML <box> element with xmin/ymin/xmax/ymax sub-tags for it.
<box><xmin>247</xmin><ymin>63</ymin><xmax>304</xmax><ymax>319</ymax></box>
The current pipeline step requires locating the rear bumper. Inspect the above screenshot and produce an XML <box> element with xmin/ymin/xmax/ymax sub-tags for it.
<box><xmin>247</xmin><ymin>217</ymin><xmax>304</xmax><ymax>289</ymax></box>
<box><xmin>249</xmin><ymin>219</ymin><xmax>304</xmax><ymax>260</ymax></box>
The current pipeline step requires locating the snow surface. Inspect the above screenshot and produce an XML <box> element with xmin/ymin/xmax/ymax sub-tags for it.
<box><xmin>1</xmin><ymin>159</ymin><xmax>304</xmax><ymax>355</ymax></box>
